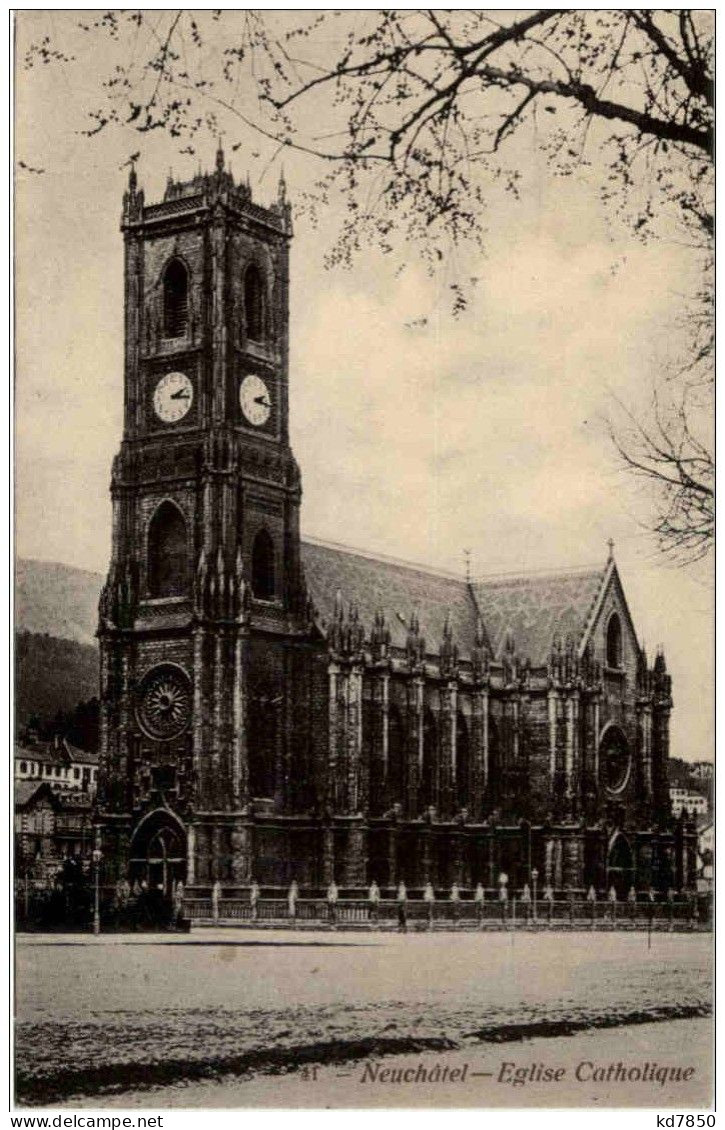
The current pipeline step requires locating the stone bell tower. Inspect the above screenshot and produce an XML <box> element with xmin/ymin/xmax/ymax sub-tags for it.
<box><xmin>97</xmin><ymin>148</ymin><xmax>312</xmax><ymax>891</ymax></box>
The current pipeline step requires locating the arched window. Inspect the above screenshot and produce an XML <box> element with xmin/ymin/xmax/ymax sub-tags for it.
<box><xmin>244</xmin><ymin>263</ymin><xmax>265</xmax><ymax>341</ymax></box>
<box><xmin>387</xmin><ymin>705</ymin><xmax>405</xmax><ymax>807</ymax></box>
<box><xmin>249</xmin><ymin>680</ymin><xmax>278</xmax><ymax>799</ymax></box>
<box><xmin>456</xmin><ymin>713</ymin><xmax>470</xmax><ymax>810</ymax></box>
<box><xmin>606</xmin><ymin>612</ymin><xmax>622</xmax><ymax>668</ymax></box>
<box><xmin>487</xmin><ymin>718</ymin><xmax>500</xmax><ymax>806</ymax></box>
<box><xmin>148</xmin><ymin>502</ymin><xmax>188</xmax><ymax>598</ymax></box>
<box><xmin>421</xmin><ymin>709</ymin><xmax>438</xmax><ymax>811</ymax></box>
<box><xmin>251</xmin><ymin>529</ymin><xmax>275</xmax><ymax>600</ymax></box>
<box><xmin>163</xmin><ymin>259</ymin><xmax>189</xmax><ymax>338</ymax></box>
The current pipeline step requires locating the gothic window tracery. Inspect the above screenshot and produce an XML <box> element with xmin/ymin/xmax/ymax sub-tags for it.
<box><xmin>421</xmin><ymin>709</ymin><xmax>438</xmax><ymax>811</ymax></box>
<box><xmin>163</xmin><ymin>259</ymin><xmax>189</xmax><ymax>338</ymax></box>
<box><xmin>249</xmin><ymin>681</ymin><xmax>279</xmax><ymax>799</ymax></box>
<box><xmin>244</xmin><ymin>263</ymin><xmax>265</xmax><ymax>341</ymax></box>
<box><xmin>387</xmin><ymin>705</ymin><xmax>405</xmax><ymax>807</ymax></box>
<box><xmin>251</xmin><ymin>529</ymin><xmax>275</xmax><ymax>600</ymax></box>
<box><xmin>147</xmin><ymin>501</ymin><xmax>188</xmax><ymax>598</ymax></box>
<box><xmin>600</xmin><ymin>725</ymin><xmax>631</xmax><ymax>792</ymax></box>
<box><xmin>456</xmin><ymin>713</ymin><xmax>470</xmax><ymax>810</ymax></box>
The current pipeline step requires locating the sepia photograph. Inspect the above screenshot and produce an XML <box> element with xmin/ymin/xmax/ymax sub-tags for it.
<box><xmin>12</xmin><ymin>9</ymin><xmax>714</xmax><ymax>1114</ymax></box>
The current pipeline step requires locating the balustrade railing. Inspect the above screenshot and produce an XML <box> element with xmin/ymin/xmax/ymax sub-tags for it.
<box><xmin>181</xmin><ymin>893</ymin><xmax>708</xmax><ymax>930</ymax></box>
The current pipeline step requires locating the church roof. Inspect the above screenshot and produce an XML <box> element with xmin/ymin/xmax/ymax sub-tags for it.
<box><xmin>301</xmin><ymin>539</ymin><xmax>607</xmax><ymax>666</ymax></box>
<box><xmin>471</xmin><ymin>565</ymin><xmax>605</xmax><ymax>665</ymax></box>
<box><xmin>301</xmin><ymin>539</ymin><xmax>481</xmax><ymax>658</ymax></box>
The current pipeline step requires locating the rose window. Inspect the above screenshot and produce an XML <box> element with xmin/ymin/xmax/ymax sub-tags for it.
<box><xmin>137</xmin><ymin>665</ymin><xmax>191</xmax><ymax>740</ymax></box>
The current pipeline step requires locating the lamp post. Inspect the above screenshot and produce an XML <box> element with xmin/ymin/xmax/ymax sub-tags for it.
<box><xmin>532</xmin><ymin>868</ymin><xmax>539</xmax><ymax>923</ymax></box>
<box><xmin>92</xmin><ymin>826</ymin><xmax>103</xmax><ymax>936</ymax></box>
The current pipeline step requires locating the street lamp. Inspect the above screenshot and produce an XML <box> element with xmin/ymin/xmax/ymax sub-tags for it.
<box><xmin>531</xmin><ymin>868</ymin><xmax>539</xmax><ymax>922</ymax></box>
<box><xmin>92</xmin><ymin>826</ymin><xmax>103</xmax><ymax>936</ymax></box>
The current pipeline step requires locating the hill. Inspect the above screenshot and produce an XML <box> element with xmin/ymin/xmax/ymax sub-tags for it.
<box><xmin>15</xmin><ymin>559</ymin><xmax>103</xmax><ymax>646</ymax></box>
<box><xmin>15</xmin><ymin>560</ymin><xmax>102</xmax><ymax>731</ymax></box>
<box><xmin>15</xmin><ymin>630</ymin><xmax>99</xmax><ymax>729</ymax></box>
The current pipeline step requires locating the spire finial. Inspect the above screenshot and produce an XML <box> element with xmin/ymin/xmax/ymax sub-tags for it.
<box><xmin>128</xmin><ymin>156</ymin><xmax>137</xmax><ymax>194</ymax></box>
<box><xmin>278</xmin><ymin>165</ymin><xmax>287</xmax><ymax>205</ymax></box>
<box><xmin>463</xmin><ymin>548</ymin><xmax>471</xmax><ymax>584</ymax></box>
<box><xmin>216</xmin><ymin>137</ymin><xmax>224</xmax><ymax>172</ymax></box>
<box><xmin>607</xmin><ymin>537</ymin><xmax>615</xmax><ymax>561</ymax></box>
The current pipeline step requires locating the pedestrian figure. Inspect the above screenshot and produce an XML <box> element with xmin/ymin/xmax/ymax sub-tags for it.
<box><xmin>250</xmin><ymin>879</ymin><xmax>260</xmax><ymax>921</ymax></box>
<box><xmin>628</xmin><ymin>884</ymin><xmax>637</xmax><ymax>922</ymax></box>
<box><xmin>520</xmin><ymin>882</ymin><xmax>531</xmax><ymax>924</ymax></box>
<box><xmin>608</xmin><ymin>884</ymin><xmax>617</xmax><ymax>922</ymax></box>
<box><xmin>450</xmin><ymin>881</ymin><xmax>461</xmax><ymax>925</ymax></box>
<box><xmin>211</xmin><ymin>879</ymin><xmax>221</xmax><ymax>923</ymax></box>
<box><xmin>396</xmin><ymin>881</ymin><xmax>408</xmax><ymax>933</ymax></box>
<box><xmin>327</xmin><ymin>879</ymin><xmax>338</xmax><ymax>926</ymax></box>
<box><xmin>423</xmin><ymin>881</ymin><xmax>435</xmax><ymax>929</ymax></box>
<box><xmin>173</xmin><ymin>880</ymin><xmax>185</xmax><ymax>928</ymax></box>
<box><xmin>368</xmin><ymin>879</ymin><xmax>380</xmax><ymax>924</ymax></box>
<box><xmin>542</xmin><ymin>883</ymin><xmax>554</xmax><ymax>924</ymax></box>
<box><xmin>498</xmin><ymin>874</ymin><xmax>508</xmax><ymax>925</ymax></box>
<box><xmin>288</xmin><ymin>879</ymin><xmax>299</xmax><ymax>923</ymax></box>
<box><xmin>474</xmin><ymin>882</ymin><xmax>485</xmax><ymax>925</ymax></box>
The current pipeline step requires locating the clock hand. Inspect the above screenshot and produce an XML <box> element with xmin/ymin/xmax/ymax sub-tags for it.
<box><xmin>170</xmin><ymin>389</ymin><xmax>190</xmax><ymax>400</ymax></box>
<box><xmin>253</xmin><ymin>395</ymin><xmax>271</xmax><ymax>408</ymax></box>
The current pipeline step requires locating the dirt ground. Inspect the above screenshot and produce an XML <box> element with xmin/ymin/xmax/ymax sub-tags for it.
<box><xmin>15</xmin><ymin>928</ymin><xmax>713</xmax><ymax>1109</ymax></box>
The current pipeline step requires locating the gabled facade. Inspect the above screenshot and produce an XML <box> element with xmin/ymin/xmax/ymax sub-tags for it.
<box><xmin>15</xmin><ymin>738</ymin><xmax>99</xmax><ymax>795</ymax></box>
<box><xmin>97</xmin><ymin>154</ymin><xmax>696</xmax><ymax>898</ymax></box>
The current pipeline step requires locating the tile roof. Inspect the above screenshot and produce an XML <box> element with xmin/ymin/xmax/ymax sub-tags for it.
<box><xmin>301</xmin><ymin>539</ymin><xmax>606</xmax><ymax>667</ymax></box>
<box><xmin>15</xmin><ymin>740</ymin><xmax>99</xmax><ymax>766</ymax></box>
<box><xmin>471</xmin><ymin>566</ymin><xmax>605</xmax><ymax>666</ymax></box>
<box><xmin>15</xmin><ymin>744</ymin><xmax>65</xmax><ymax>766</ymax></box>
<box><xmin>15</xmin><ymin>780</ymin><xmax>58</xmax><ymax>808</ymax></box>
<box><xmin>65</xmin><ymin>743</ymin><xmax>100</xmax><ymax>766</ymax></box>
<box><xmin>301</xmin><ymin>540</ymin><xmax>483</xmax><ymax>659</ymax></box>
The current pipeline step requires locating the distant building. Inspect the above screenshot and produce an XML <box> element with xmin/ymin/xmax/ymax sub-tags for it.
<box><xmin>669</xmin><ymin>786</ymin><xmax>708</xmax><ymax>818</ymax></box>
<box><xmin>690</xmin><ymin>761</ymin><xmax>714</xmax><ymax>782</ymax></box>
<box><xmin>14</xmin><ymin>781</ymin><xmax>94</xmax><ymax>880</ymax></box>
<box><xmin>696</xmin><ymin>818</ymin><xmax>713</xmax><ymax>893</ymax></box>
<box><xmin>15</xmin><ymin>737</ymin><xmax>99</xmax><ymax>796</ymax></box>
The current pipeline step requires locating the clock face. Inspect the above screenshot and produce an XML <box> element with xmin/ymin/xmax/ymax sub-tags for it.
<box><xmin>239</xmin><ymin>374</ymin><xmax>272</xmax><ymax>427</ymax></box>
<box><xmin>153</xmin><ymin>371</ymin><xmax>193</xmax><ymax>424</ymax></box>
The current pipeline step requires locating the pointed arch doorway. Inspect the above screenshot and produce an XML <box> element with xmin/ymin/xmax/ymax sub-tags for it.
<box><xmin>129</xmin><ymin>810</ymin><xmax>187</xmax><ymax>896</ymax></box>
<box><xmin>606</xmin><ymin>831</ymin><xmax>634</xmax><ymax>897</ymax></box>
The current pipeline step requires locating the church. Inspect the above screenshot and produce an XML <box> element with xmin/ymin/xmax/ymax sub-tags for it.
<box><xmin>97</xmin><ymin>149</ymin><xmax>696</xmax><ymax>898</ymax></box>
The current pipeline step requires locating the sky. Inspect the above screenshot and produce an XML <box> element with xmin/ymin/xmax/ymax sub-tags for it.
<box><xmin>14</xmin><ymin>12</ymin><xmax>713</xmax><ymax>762</ymax></box>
